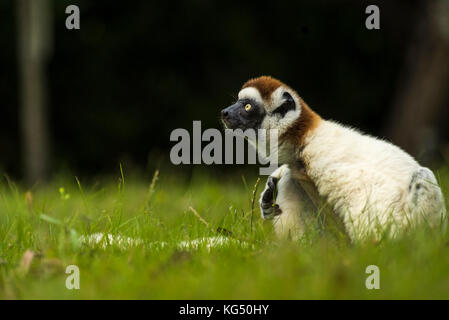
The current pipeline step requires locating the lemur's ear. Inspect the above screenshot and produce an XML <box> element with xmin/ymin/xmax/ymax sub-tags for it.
<box><xmin>272</xmin><ymin>92</ymin><xmax>296</xmax><ymax>117</ymax></box>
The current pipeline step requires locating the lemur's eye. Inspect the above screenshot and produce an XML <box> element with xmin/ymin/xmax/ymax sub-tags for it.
<box><xmin>244</xmin><ymin>104</ymin><xmax>252</xmax><ymax>111</ymax></box>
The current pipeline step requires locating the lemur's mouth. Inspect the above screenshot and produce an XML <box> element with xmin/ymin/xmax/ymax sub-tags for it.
<box><xmin>221</xmin><ymin>117</ymin><xmax>230</xmax><ymax>128</ymax></box>
<box><xmin>220</xmin><ymin>112</ymin><xmax>241</xmax><ymax>130</ymax></box>
<box><xmin>221</xmin><ymin>102</ymin><xmax>246</xmax><ymax>130</ymax></box>
<box><xmin>221</xmin><ymin>119</ymin><xmax>248</xmax><ymax>131</ymax></box>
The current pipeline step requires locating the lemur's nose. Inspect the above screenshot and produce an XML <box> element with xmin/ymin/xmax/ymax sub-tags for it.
<box><xmin>221</xmin><ymin>109</ymin><xmax>229</xmax><ymax>118</ymax></box>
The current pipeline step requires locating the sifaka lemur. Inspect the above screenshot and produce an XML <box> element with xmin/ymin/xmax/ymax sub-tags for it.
<box><xmin>221</xmin><ymin>76</ymin><xmax>446</xmax><ymax>241</ymax></box>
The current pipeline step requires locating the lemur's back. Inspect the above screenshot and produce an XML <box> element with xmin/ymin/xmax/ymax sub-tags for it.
<box><xmin>302</xmin><ymin>120</ymin><xmax>445</xmax><ymax>238</ymax></box>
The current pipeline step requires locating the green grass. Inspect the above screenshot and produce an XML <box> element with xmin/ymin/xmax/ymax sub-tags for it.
<box><xmin>1</xmin><ymin>165</ymin><xmax>449</xmax><ymax>299</ymax></box>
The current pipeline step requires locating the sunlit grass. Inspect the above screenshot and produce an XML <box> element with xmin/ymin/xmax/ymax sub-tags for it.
<box><xmin>0</xmin><ymin>165</ymin><xmax>448</xmax><ymax>299</ymax></box>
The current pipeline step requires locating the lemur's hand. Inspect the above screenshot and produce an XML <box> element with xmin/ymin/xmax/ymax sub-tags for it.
<box><xmin>260</xmin><ymin>176</ymin><xmax>282</xmax><ymax>219</ymax></box>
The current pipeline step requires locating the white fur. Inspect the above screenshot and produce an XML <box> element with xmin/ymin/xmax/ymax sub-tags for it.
<box><xmin>79</xmin><ymin>233</ymin><xmax>251</xmax><ymax>251</ymax></box>
<box><xmin>261</xmin><ymin>87</ymin><xmax>301</xmax><ymax>135</ymax></box>
<box><xmin>298</xmin><ymin>120</ymin><xmax>446</xmax><ymax>240</ymax></box>
<box><xmin>238</xmin><ymin>87</ymin><xmax>301</xmax><ymax>165</ymax></box>
<box><xmin>238</xmin><ymin>87</ymin><xmax>264</xmax><ymax>105</ymax></box>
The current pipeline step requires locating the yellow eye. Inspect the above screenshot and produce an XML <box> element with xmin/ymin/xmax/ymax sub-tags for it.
<box><xmin>244</xmin><ymin>104</ymin><xmax>252</xmax><ymax>111</ymax></box>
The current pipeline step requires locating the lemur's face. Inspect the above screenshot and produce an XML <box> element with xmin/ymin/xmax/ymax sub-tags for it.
<box><xmin>221</xmin><ymin>76</ymin><xmax>301</xmax><ymax>135</ymax></box>
<box><xmin>220</xmin><ymin>93</ymin><xmax>266</xmax><ymax>130</ymax></box>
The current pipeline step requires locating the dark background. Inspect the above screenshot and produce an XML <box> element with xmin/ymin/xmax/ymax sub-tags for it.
<box><xmin>1</xmin><ymin>0</ymin><xmax>448</xmax><ymax>182</ymax></box>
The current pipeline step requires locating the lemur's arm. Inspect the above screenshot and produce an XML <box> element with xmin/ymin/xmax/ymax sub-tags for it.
<box><xmin>290</xmin><ymin>166</ymin><xmax>320</xmax><ymax>208</ymax></box>
<box><xmin>260</xmin><ymin>165</ymin><xmax>317</xmax><ymax>239</ymax></box>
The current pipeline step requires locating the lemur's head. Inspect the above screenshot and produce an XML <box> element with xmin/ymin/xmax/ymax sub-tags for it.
<box><xmin>221</xmin><ymin>76</ymin><xmax>321</xmax><ymax>152</ymax></box>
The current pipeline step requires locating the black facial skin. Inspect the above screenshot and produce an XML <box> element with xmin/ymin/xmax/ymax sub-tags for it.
<box><xmin>221</xmin><ymin>98</ymin><xmax>266</xmax><ymax>130</ymax></box>
<box><xmin>221</xmin><ymin>92</ymin><xmax>296</xmax><ymax>130</ymax></box>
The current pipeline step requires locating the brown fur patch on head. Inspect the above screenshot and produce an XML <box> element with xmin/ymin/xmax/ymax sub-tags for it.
<box><xmin>242</xmin><ymin>76</ymin><xmax>284</xmax><ymax>101</ymax></box>
<box><xmin>280</xmin><ymin>96</ymin><xmax>321</xmax><ymax>149</ymax></box>
<box><xmin>243</xmin><ymin>76</ymin><xmax>322</xmax><ymax>149</ymax></box>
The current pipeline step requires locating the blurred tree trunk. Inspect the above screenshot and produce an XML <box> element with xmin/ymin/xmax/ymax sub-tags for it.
<box><xmin>16</xmin><ymin>0</ymin><xmax>53</xmax><ymax>184</ymax></box>
<box><xmin>385</xmin><ymin>0</ymin><xmax>449</xmax><ymax>160</ymax></box>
